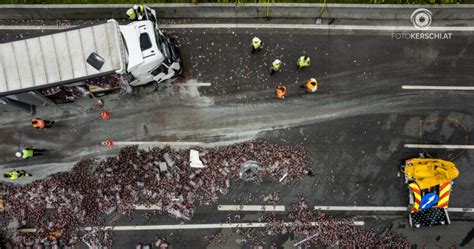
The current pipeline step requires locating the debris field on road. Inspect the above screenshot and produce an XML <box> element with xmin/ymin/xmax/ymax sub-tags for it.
<box><xmin>0</xmin><ymin>140</ymin><xmax>311</xmax><ymax>247</ymax></box>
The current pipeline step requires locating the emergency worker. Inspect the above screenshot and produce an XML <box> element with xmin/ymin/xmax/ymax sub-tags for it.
<box><xmin>251</xmin><ymin>37</ymin><xmax>263</xmax><ymax>53</ymax></box>
<box><xmin>126</xmin><ymin>4</ymin><xmax>145</xmax><ymax>21</ymax></box>
<box><xmin>276</xmin><ymin>86</ymin><xmax>287</xmax><ymax>99</ymax></box>
<box><xmin>297</xmin><ymin>55</ymin><xmax>310</xmax><ymax>69</ymax></box>
<box><xmin>32</xmin><ymin>118</ymin><xmax>54</xmax><ymax>129</ymax></box>
<box><xmin>15</xmin><ymin>148</ymin><xmax>46</xmax><ymax>159</ymax></box>
<box><xmin>304</xmin><ymin>78</ymin><xmax>318</xmax><ymax>93</ymax></box>
<box><xmin>271</xmin><ymin>59</ymin><xmax>282</xmax><ymax>75</ymax></box>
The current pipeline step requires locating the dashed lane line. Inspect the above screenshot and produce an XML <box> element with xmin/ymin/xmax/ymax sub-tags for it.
<box><xmin>218</xmin><ymin>205</ymin><xmax>285</xmax><ymax>212</ymax></box>
<box><xmin>314</xmin><ymin>206</ymin><xmax>474</xmax><ymax>213</ymax></box>
<box><xmin>404</xmin><ymin>144</ymin><xmax>474</xmax><ymax>149</ymax></box>
<box><xmin>402</xmin><ymin>85</ymin><xmax>474</xmax><ymax>90</ymax></box>
<box><xmin>113</xmin><ymin>141</ymin><xmax>204</xmax><ymax>146</ymax></box>
<box><xmin>19</xmin><ymin>220</ymin><xmax>365</xmax><ymax>233</ymax></box>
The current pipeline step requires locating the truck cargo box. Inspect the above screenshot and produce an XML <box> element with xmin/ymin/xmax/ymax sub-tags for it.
<box><xmin>0</xmin><ymin>21</ymin><xmax>126</xmax><ymax>97</ymax></box>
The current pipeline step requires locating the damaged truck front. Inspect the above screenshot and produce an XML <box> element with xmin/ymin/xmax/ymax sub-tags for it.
<box><xmin>0</xmin><ymin>19</ymin><xmax>181</xmax><ymax>113</ymax></box>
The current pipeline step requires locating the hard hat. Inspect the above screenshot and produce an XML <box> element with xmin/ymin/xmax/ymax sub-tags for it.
<box><xmin>15</xmin><ymin>152</ymin><xmax>22</xmax><ymax>158</ymax></box>
<box><xmin>273</xmin><ymin>59</ymin><xmax>282</xmax><ymax>64</ymax></box>
<box><xmin>126</xmin><ymin>9</ymin><xmax>136</xmax><ymax>20</ymax></box>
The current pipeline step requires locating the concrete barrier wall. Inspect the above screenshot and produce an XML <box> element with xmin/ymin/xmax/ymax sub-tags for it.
<box><xmin>1</xmin><ymin>4</ymin><xmax>474</xmax><ymax>20</ymax></box>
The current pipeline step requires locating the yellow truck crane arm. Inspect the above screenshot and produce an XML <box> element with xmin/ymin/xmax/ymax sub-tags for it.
<box><xmin>404</xmin><ymin>158</ymin><xmax>459</xmax><ymax>189</ymax></box>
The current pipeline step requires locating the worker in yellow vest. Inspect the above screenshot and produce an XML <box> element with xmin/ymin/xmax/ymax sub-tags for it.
<box><xmin>4</xmin><ymin>170</ymin><xmax>31</xmax><ymax>180</ymax></box>
<box><xmin>251</xmin><ymin>37</ymin><xmax>263</xmax><ymax>53</ymax></box>
<box><xmin>297</xmin><ymin>55</ymin><xmax>310</xmax><ymax>69</ymax></box>
<box><xmin>271</xmin><ymin>59</ymin><xmax>282</xmax><ymax>75</ymax></box>
<box><xmin>15</xmin><ymin>148</ymin><xmax>46</xmax><ymax>159</ymax></box>
<box><xmin>126</xmin><ymin>4</ymin><xmax>145</xmax><ymax>21</ymax></box>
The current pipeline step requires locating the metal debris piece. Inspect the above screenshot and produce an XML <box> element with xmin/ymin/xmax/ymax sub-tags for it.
<box><xmin>239</xmin><ymin>161</ymin><xmax>260</xmax><ymax>182</ymax></box>
<box><xmin>158</xmin><ymin>162</ymin><xmax>168</xmax><ymax>172</ymax></box>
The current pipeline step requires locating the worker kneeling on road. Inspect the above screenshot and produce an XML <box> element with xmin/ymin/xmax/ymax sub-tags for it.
<box><xmin>126</xmin><ymin>4</ymin><xmax>145</xmax><ymax>21</ymax></box>
<box><xmin>251</xmin><ymin>37</ymin><xmax>263</xmax><ymax>53</ymax></box>
<box><xmin>15</xmin><ymin>148</ymin><xmax>46</xmax><ymax>159</ymax></box>
<box><xmin>32</xmin><ymin>118</ymin><xmax>55</xmax><ymax>129</ymax></box>
<box><xmin>271</xmin><ymin>59</ymin><xmax>282</xmax><ymax>75</ymax></box>
<box><xmin>4</xmin><ymin>170</ymin><xmax>31</xmax><ymax>180</ymax></box>
<box><xmin>297</xmin><ymin>55</ymin><xmax>310</xmax><ymax>69</ymax></box>
<box><xmin>303</xmin><ymin>78</ymin><xmax>318</xmax><ymax>93</ymax></box>
<box><xmin>276</xmin><ymin>86</ymin><xmax>287</xmax><ymax>99</ymax></box>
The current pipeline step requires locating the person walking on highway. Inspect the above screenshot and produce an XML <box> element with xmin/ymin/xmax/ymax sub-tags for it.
<box><xmin>297</xmin><ymin>55</ymin><xmax>310</xmax><ymax>69</ymax></box>
<box><xmin>251</xmin><ymin>37</ymin><xmax>263</xmax><ymax>53</ymax></box>
<box><xmin>302</xmin><ymin>78</ymin><xmax>318</xmax><ymax>93</ymax></box>
<box><xmin>276</xmin><ymin>86</ymin><xmax>287</xmax><ymax>99</ymax></box>
<box><xmin>126</xmin><ymin>4</ymin><xmax>145</xmax><ymax>21</ymax></box>
<box><xmin>15</xmin><ymin>148</ymin><xmax>46</xmax><ymax>159</ymax></box>
<box><xmin>4</xmin><ymin>170</ymin><xmax>31</xmax><ymax>180</ymax></box>
<box><xmin>271</xmin><ymin>59</ymin><xmax>282</xmax><ymax>75</ymax></box>
<box><xmin>32</xmin><ymin>118</ymin><xmax>55</xmax><ymax>129</ymax></box>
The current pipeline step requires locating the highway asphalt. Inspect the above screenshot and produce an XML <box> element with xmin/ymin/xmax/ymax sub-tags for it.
<box><xmin>0</xmin><ymin>18</ymin><xmax>473</xmax><ymax>248</ymax></box>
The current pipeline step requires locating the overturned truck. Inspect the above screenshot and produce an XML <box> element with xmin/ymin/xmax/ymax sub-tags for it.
<box><xmin>402</xmin><ymin>157</ymin><xmax>459</xmax><ymax>228</ymax></box>
<box><xmin>0</xmin><ymin>18</ymin><xmax>181</xmax><ymax>113</ymax></box>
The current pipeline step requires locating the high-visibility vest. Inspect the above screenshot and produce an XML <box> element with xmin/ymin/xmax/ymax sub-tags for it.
<box><xmin>305</xmin><ymin>78</ymin><xmax>318</xmax><ymax>93</ymax></box>
<box><xmin>276</xmin><ymin>86</ymin><xmax>287</xmax><ymax>99</ymax></box>
<box><xmin>297</xmin><ymin>56</ymin><xmax>310</xmax><ymax>68</ymax></box>
<box><xmin>272</xmin><ymin>59</ymin><xmax>282</xmax><ymax>71</ymax></box>
<box><xmin>22</xmin><ymin>149</ymin><xmax>34</xmax><ymax>159</ymax></box>
<box><xmin>6</xmin><ymin>171</ymin><xmax>18</xmax><ymax>180</ymax></box>
<box><xmin>32</xmin><ymin>118</ymin><xmax>45</xmax><ymax>129</ymax></box>
<box><xmin>252</xmin><ymin>37</ymin><xmax>262</xmax><ymax>50</ymax></box>
<box><xmin>126</xmin><ymin>8</ymin><xmax>136</xmax><ymax>20</ymax></box>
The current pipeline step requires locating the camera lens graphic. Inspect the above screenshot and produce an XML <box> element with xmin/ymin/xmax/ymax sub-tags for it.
<box><xmin>411</xmin><ymin>8</ymin><xmax>432</xmax><ymax>30</ymax></box>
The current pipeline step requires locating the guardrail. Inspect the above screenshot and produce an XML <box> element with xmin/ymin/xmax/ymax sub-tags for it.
<box><xmin>1</xmin><ymin>4</ymin><xmax>474</xmax><ymax>20</ymax></box>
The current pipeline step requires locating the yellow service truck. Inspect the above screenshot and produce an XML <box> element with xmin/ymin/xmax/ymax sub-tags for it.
<box><xmin>401</xmin><ymin>156</ymin><xmax>459</xmax><ymax>228</ymax></box>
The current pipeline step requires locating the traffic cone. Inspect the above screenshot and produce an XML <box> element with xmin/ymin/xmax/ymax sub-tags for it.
<box><xmin>101</xmin><ymin>140</ymin><xmax>113</xmax><ymax>148</ymax></box>
<box><xmin>100</xmin><ymin>111</ymin><xmax>110</xmax><ymax>120</ymax></box>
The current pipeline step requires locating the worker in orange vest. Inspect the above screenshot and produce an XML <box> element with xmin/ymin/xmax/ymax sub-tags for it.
<box><xmin>303</xmin><ymin>78</ymin><xmax>318</xmax><ymax>93</ymax></box>
<box><xmin>276</xmin><ymin>86</ymin><xmax>287</xmax><ymax>99</ymax></box>
<box><xmin>32</xmin><ymin>118</ymin><xmax>55</xmax><ymax>129</ymax></box>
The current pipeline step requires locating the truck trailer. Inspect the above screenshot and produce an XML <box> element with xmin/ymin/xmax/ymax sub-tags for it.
<box><xmin>0</xmin><ymin>19</ymin><xmax>181</xmax><ymax>112</ymax></box>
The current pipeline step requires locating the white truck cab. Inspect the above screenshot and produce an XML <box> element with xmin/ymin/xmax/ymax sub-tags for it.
<box><xmin>119</xmin><ymin>20</ymin><xmax>182</xmax><ymax>86</ymax></box>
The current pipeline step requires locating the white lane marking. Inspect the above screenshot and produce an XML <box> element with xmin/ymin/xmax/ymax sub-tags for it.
<box><xmin>113</xmin><ymin>141</ymin><xmax>204</xmax><ymax>146</ymax></box>
<box><xmin>19</xmin><ymin>220</ymin><xmax>365</xmax><ymax>233</ymax></box>
<box><xmin>315</xmin><ymin>206</ymin><xmax>407</xmax><ymax>211</ymax></box>
<box><xmin>134</xmin><ymin>205</ymin><xmax>163</xmax><ymax>210</ymax></box>
<box><xmin>448</xmin><ymin>207</ymin><xmax>474</xmax><ymax>212</ymax></box>
<box><xmin>314</xmin><ymin>206</ymin><xmax>474</xmax><ymax>213</ymax></box>
<box><xmin>294</xmin><ymin>233</ymin><xmax>319</xmax><ymax>247</ymax></box>
<box><xmin>218</xmin><ymin>205</ymin><xmax>285</xmax><ymax>212</ymax></box>
<box><xmin>402</xmin><ymin>85</ymin><xmax>474</xmax><ymax>90</ymax></box>
<box><xmin>178</xmin><ymin>83</ymin><xmax>212</xmax><ymax>87</ymax></box>
<box><xmin>160</xmin><ymin>23</ymin><xmax>474</xmax><ymax>32</ymax></box>
<box><xmin>404</xmin><ymin>144</ymin><xmax>474</xmax><ymax>149</ymax></box>
<box><xmin>0</xmin><ymin>25</ymin><xmax>77</xmax><ymax>30</ymax></box>
<box><xmin>1</xmin><ymin>23</ymin><xmax>474</xmax><ymax>32</ymax></box>
<box><xmin>45</xmin><ymin>204</ymin><xmax>164</xmax><ymax>210</ymax></box>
